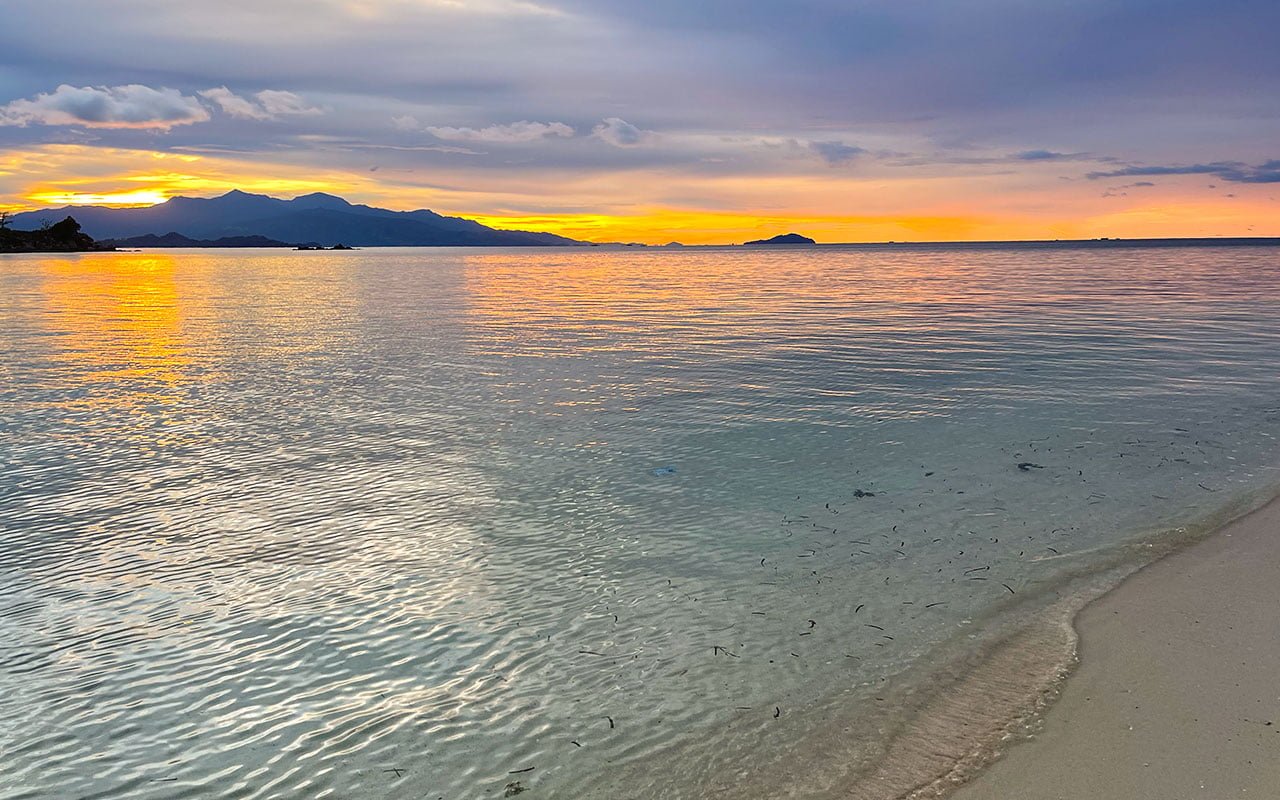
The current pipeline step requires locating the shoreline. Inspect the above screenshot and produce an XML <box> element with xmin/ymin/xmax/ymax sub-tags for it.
<box><xmin>660</xmin><ymin>483</ymin><xmax>1280</xmax><ymax>800</ymax></box>
<box><xmin>765</xmin><ymin>484</ymin><xmax>1280</xmax><ymax>800</ymax></box>
<box><xmin>944</xmin><ymin>491</ymin><xmax>1280</xmax><ymax>799</ymax></box>
<box><xmin>659</xmin><ymin>487</ymin><xmax>1280</xmax><ymax>799</ymax></box>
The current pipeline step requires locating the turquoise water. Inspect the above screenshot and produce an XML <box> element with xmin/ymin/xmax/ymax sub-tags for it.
<box><xmin>2</xmin><ymin>245</ymin><xmax>1279</xmax><ymax>799</ymax></box>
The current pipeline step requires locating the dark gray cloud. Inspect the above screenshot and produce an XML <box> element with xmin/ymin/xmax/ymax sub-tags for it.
<box><xmin>1088</xmin><ymin>161</ymin><xmax>1280</xmax><ymax>183</ymax></box>
<box><xmin>1087</xmin><ymin>163</ymin><xmax>1232</xmax><ymax>178</ymax></box>
<box><xmin>809</xmin><ymin>141</ymin><xmax>865</xmax><ymax>165</ymax></box>
<box><xmin>558</xmin><ymin>0</ymin><xmax>1280</xmax><ymax>128</ymax></box>
<box><xmin>1015</xmin><ymin>150</ymin><xmax>1067</xmax><ymax>161</ymax></box>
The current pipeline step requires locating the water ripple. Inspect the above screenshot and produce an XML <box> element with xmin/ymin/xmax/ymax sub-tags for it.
<box><xmin>2</xmin><ymin>246</ymin><xmax>1280</xmax><ymax>798</ymax></box>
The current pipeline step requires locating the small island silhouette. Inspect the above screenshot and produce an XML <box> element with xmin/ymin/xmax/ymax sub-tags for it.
<box><xmin>743</xmin><ymin>232</ymin><xmax>817</xmax><ymax>245</ymax></box>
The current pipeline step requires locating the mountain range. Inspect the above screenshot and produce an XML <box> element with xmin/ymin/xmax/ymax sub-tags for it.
<box><xmin>9</xmin><ymin>190</ymin><xmax>583</xmax><ymax>247</ymax></box>
<box><xmin>103</xmin><ymin>232</ymin><xmax>295</xmax><ymax>248</ymax></box>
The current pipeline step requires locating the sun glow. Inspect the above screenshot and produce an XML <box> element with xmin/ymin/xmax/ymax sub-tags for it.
<box><xmin>28</xmin><ymin>189</ymin><xmax>172</xmax><ymax>207</ymax></box>
<box><xmin>471</xmin><ymin>209</ymin><xmax>1007</xmax><ymax>245</ymax></box>
<box><xmin>1</xmin><ymin>144</ymin><xmax>1277</xmax><ymax>244</ymax></box>
<box><xmin>2</xmin><ymin>144</ymin><xmax>409</xmax><ymax>214</ymax></box>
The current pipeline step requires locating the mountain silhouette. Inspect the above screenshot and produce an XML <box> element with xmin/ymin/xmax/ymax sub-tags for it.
<box><xmin>9</xmin><ymin>190</ymin><xmax>582</xmax><ymax>247</ymax></box>
<box><xmin>103</xmin><ymin>232</ymin><xmax>294</xmax><ymax>248</ymax></box>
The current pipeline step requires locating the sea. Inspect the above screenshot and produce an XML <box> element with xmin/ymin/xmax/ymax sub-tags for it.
<box><xmin>2</xmin><ymin>244</ymin><xmax>1279</xmax><ymax>799</ymax></box>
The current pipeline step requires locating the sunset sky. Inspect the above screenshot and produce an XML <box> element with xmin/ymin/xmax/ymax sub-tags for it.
<box><xmin>2</xmin><ymin>0</ymin><xmax>1278</xmax><ymax>243</ymax></box>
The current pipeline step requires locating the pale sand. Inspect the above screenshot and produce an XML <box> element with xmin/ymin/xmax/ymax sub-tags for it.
<box><xmin>949</xmin><ymin>497</ymin><xmax>1280</xmax><ymax>800</ymax></box>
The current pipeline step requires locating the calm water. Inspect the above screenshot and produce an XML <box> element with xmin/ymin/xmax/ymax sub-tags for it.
<box><xmin>2</xmin><ymin>246</ymin><xmax>1280</xmax><ymax>799</ymax></box>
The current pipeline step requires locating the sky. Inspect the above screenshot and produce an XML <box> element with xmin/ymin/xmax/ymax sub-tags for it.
<box><xmin>1</xmin><ymin>0</ymin><xmax>1278</xmax><ymax>243</ymax></box>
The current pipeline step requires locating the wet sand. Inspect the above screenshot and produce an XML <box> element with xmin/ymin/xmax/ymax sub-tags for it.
<box><xmin>949</xmin><ymin>496</ymin><xmax>1280</xmax><ymax>800</ymax></box>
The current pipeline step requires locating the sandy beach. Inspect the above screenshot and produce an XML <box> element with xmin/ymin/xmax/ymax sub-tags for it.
<box><xmin>949</xmin><ymin>495</ymin><xmax>1280</xmax><ymax>800</ymax></box>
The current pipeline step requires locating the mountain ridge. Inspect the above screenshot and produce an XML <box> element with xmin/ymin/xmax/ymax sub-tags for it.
<box><xmin>9</xmin><ymin>190</ymin><xmax>583</xmax><ymax>247</ymax></box>
<box><xmin>103</xmin><ymin>232</ymin><xmax>295</xmax><ymax>248</ymax></box>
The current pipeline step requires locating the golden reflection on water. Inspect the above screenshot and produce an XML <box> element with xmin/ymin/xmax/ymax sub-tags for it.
<box><xmin>457</xmin><ymin>246</ymin><xmax>1231</xmax><ymax>318</ymax></box>
<box><xmin>16</xmin><ymin>250</ymin><xmax>388</xmax><ymax>625</ymax></box>
<box><xmin>460</xmin><ymin>248</ymin><xmax>1010</xmax><ymax>324</ymax></box>
<box><xmin>29</xmin><ymin>250</ymin><xmax>369</xmax><ymax>410</ymax></box>
<box><xmin>36</xmin><ymin>252</ymin><xmax>193</xmax><ymax>412</ymax></box>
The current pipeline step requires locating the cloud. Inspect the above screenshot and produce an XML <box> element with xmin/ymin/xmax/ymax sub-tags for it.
<box><xmin>1246</xmin><ymin>160</ymin><xmax>1280</xmax><ymax>183</ymax></box>
<box><xmin>347</xmin><ymin>142</ymin><xmax>484</xmax><ymax>156</ymax></box>
<box><xmin>413</xmin><ymin>116</ymin><xmax>654</xmax><ymax>148</ymax></box>
<box><xmin>199</xmin><ymin>88</ymin><xmax>322</xmax><ymax>120</ymax></box>
<box><xmin>199</xmin><ymin>87</ymin><xmax>270</xmax><ymax>120</ymax></box>
<box><xmin>1087</xmin><ymin>160</ymin><xmax>1280</xmax><ymax>183</ymax></box>
<box><xmin>1102</xmin><ymin>180</ymin><xmax>1159</xmax><ymax>197</ymax></box>
<box><xmin>0</xmin><ymin>84</ymin><xmax>209</xmax><ymax>129</ymax></box>
<box><xmin>809</xmin><ymin>140</ymin><xmax>864</xmax><ymax>165</ymax></box>
<box><xmin>255</xmin><ymin>90</ymin><xmax>323</xmax><ymax>117</ymax></box>
<box><xmin>425</xmin><ymin>120</ymin><xmax>575</xmax><ymax>142</ymax></box>
<box><xmin>1087</xmin><ymin>163</ymin><xmax>1228</xmax><ymax>179</ymax></box>
<box><xmin>592</xmin><ymin>117</ymin><xmax>650</xmax><ymax>147</ymax></box>
<box><xmin>1014</xmin><ymin>149</ymin><xmax>1067</xmax><ymax>160</ymax></box>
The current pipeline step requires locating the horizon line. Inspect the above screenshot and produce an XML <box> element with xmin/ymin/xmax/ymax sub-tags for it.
<box><xmin>7</xmin><ymin>188</ymin><xmax>1279</xmax><ymax>247</ymax></box>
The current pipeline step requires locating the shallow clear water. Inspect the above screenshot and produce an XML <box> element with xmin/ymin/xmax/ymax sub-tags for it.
<box><xmin>2</xmin><ymin>245</ymin><xmax>1279</xmax><ymax>799</ymax></box>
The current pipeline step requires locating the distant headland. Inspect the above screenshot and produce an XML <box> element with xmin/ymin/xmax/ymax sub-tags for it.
<box><xmin>0</xmin><ymin>215</ymin><xmax>114</xmax><ymax>254</ymax></box>
<box><xmin>743</xmin><ymin>232</ymin><xmax>817</xmax><ymax>246</ymax></box>
<box><xmin>101</xmin><ymin>232</ymin><xmax>294</xmax><ymax>249</ymax></box>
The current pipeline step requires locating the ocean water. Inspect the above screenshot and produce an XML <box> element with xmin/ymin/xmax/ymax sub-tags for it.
<box><xmin>2</xmin><ymin>245</ymin><xmax>1279</xmax><ymax>799</ymax></box>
